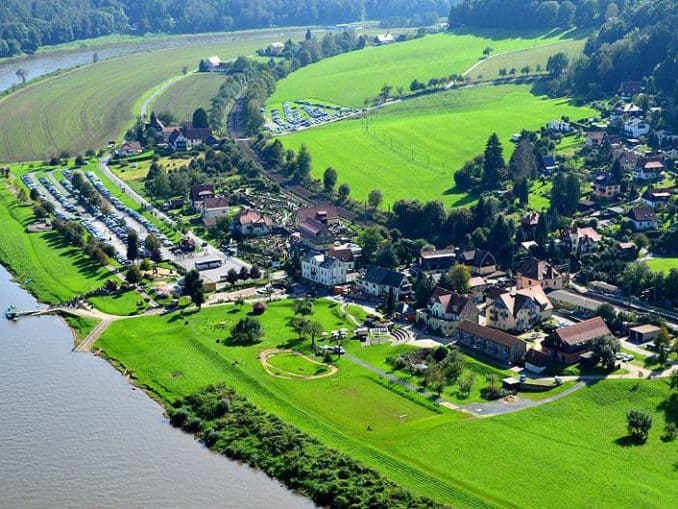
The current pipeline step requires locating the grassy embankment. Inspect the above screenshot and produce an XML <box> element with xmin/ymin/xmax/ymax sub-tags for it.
<box><xmin>87</xmin><ymin>291</ymin><xmax>148</xmax><ymax>316</ymax></box>
<box><xmin>0</xmin><ymin>28</ymin><xmax>312</xmax><ymax>162</ymax></box>
<box><xmin>96</xmin><ymin>299</ymin><xmax>678</xmax><ymax>509</ymax></box>
<box><xmin>280</xmin><ymin>84</ymin><xmax>595</xmax><ymax>207</ymax></box>
<box><xmin>151</xmin><ymin>73</ymin><xmax>225</xmax><ymax>123</ymax></box>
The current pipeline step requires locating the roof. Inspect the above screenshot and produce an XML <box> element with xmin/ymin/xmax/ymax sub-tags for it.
<box><xmin>184</xmin><ymin>127</ymin><xmax>212</xmax><ymax>141</ymax></box>
<box><xmin>628</xmin><ymin>206</ymin><xmax>657</xmax><ymax>222</ymax></box>
<box><xmin>236</xmin><ymin>209</ymin><xmax>272</xmax><ymax>227</ymax></box>
<box><xmin>420</xmin><ymin>248</ymin><xmax>456</xmax><ymax>260</ymax></box>
<box><xmin>517</xmin><ymin>257</ymin><xmax>561</xmax><ymax>281</ymax></box>
<box><xmin>433</xmin><ymin>291</ymin><xmax>475</xmax><ymax>316</ymax></box>
<box><xmin>574</xmin><ymin>227</ymin><xmax>602</xmax><ymax>243</ymax></box>
<box><xmin>296</xmin><ymin>204</ymin><xmax>338</xmax><ymax>224</ymax></box>
<box><xmin>587</xmin><ymin>131</ymin><xmax>606</xmax><ymax>141</ymax></box>
<box><xmin>458</xmin><ymin>249</ymin><xmax>495</xmax><ymax>268</ymax></box>
<box><xmin>206</xmin><ymin>56</ymin><xmax>221</xmax><ymax>66</ymax></box>
<box><xmin>521</xmin><ymin>212</ymin><xmax>540</xmax><ymax>227</ymax></box>
<box><xmin>525</xmin><ymin>349</ymin><xmax>549</xmax><ymax>366</ymax></box>
<box><xmin>457</xmin><ymin>321</ymin><xmax>524</xmax><ymax>349</ymax></box>
<box><xmin>554</xmin><ymin>317</ymin><xmax>611</xmax><ymax>346</ymax></box>
<box><xmin>121</xmin><ymin>141</ymin><xmax>142</xmax><ymax>152</ymax></box>
<box><xmin>593</xmin><ymin>172</ymin><xmax>620</xmax><ymax>187</ymax></box>
<box><xmin>363</xmin><ymin>265</ymin><xmax>407</xmax><ymax>288</ymax></box>
<box><xmin>299</xmin><ymin>217</ymin><xmax>329</xmax><ymax>237</ymax></box>
<box><xmin>643</xmin><ymin>160</ymin><xmax>664</xmax><ymax>170</ymax></box>
<box><xmin>190</xmin><ymin>184</ymin><xmax>215</xmax><ymax>202</ymax></box>
<box><xmin>203</xmin><ymin>196</ymin><xmax>229</xmax><ymax>210</ymax></box>
<box><xmin>629</xmin><ymin>324</ymin><xmax>660</xmax><ymax>334</ymax></box>
<box><xmin>491</xmin><ymin>286</ymin><xmax>552</xmax><ymax>316</ymax></box>
<box><xmin>375</xmin><ymin>33</ymin><xmax>395</xmax><ymax>43</ymax></box>
<box><xmin>329</xmin><ymin>247</ymin><xmax>354</xmax><ymax>263</ymax></box>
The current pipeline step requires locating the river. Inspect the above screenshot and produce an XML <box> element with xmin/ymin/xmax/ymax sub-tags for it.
<box><xmin>0</xmin><ymin>265</ymin><xmax>312</xmax><ymax>509</ymax></box>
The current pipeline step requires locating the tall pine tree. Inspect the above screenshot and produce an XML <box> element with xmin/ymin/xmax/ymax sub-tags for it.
<box><xmin>483</xmin><ymin>133</ymin><xmax>505</xmax><ymax>187</ymax></box>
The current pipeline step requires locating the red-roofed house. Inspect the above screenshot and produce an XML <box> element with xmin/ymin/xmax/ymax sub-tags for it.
<box><xmin>416</xmin><ymin>288</ymin><xmax>479</xmax><ymax>336</ymax></box>
<box><xmin>541</xmin><ymin>317</ymin><xmax>612</xmax><ymax>364</ymax></box>
<box><xmin>232</xmin><ymin>209</ymin><xmax>273</xmax><ymax>237</ymax></box>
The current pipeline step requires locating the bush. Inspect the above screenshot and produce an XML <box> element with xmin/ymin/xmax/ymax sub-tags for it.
<box><xmin>626</xmin><ymin>410</ymin><xmax>652</xmax><ymax>443</ymax></box>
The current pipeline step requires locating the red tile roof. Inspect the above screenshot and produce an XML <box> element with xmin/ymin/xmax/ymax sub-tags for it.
<box><xmin>457</xmin><ymin>320</ymin><xmax>523</xmax><ymax>348</ymax></box>
<box><xmin>554</xmin><ymin>317</ymin><xmax>611</xmax><ymax>346</ymax></box>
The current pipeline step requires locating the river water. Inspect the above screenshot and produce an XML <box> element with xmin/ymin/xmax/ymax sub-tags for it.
<box><xmin>0</xmin><ymin>265</ymin><xmax>311</xmax><ymax>509</ymax></box>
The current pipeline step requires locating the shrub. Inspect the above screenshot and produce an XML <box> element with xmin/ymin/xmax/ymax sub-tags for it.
<box><xmin>626</xmin><ymin>410</ymin><xmax>652</xmax><ymax>443</ymax></box>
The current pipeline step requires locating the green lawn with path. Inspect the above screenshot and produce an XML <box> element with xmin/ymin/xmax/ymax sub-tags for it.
<box><xmin>95</xmin><ymin>298</ymin><xmax>678</xmax><ymax>509</ymax></box>
<box><xmin>88</xmin><ymin>290</ymin><xmax>148</xmax><ymax>316</ymax></box>
<box><xmin>266</xmin><ymin>351</ymin><xmax>330</xmax><ymax>377</ymax></box>
<box><xmin>279</xmin><ymin>84</ymin><xmax>595</xmax><ymax>207</ymax></box>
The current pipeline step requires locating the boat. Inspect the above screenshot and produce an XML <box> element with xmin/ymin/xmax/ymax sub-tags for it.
<box><xmin>4</xmin><ymin>305</ymin><xmax>18</xmax><ymax>320</ymax></box>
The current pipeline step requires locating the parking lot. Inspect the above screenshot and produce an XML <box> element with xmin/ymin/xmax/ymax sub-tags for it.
<box><xmin>267</xmin><ymin>100</ymin><xmax>359</xmax><ymax>134</ymax></box>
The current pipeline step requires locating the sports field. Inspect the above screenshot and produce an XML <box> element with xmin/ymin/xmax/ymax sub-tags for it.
<box><xmin>0</xmin><ymin>28</ymin><xmax>309</xmax><ymax>162</ymax></box>
<box><xmin>151</xmin><ymin>73</ymin><xmax>225</xmax><ymax>123</ymax></box>
<box><xmin>96</xmin><ymin>299</ymin><xmax>678</xmax><ymax>509</ymax></box>
<box><xmin>279</xmin><ymin>84</ymin><xmax>595</xmax><ymax>206</ymax></box>
<box><xmin>268</xmin><ymin>28</ymin><xmax>581</xmax><ymax>109</ymax></box>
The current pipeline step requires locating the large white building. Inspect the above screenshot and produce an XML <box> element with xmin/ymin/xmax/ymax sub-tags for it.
<box><xmin>301</xmin><ymin>254</ymin><xmax>356</xmax><ymax>287</ymax></box>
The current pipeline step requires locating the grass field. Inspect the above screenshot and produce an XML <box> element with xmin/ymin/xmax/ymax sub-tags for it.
<box><xmin>471</xmin><ymin>38</ymin><xmax>586</xmax><ymax>80</ymax></box>
<box><xmin>268</xmin><ymin>28</ymin><xmax>582</xmax><ymax>109</ymax></box>
<box><xmin>646</xmin><ymin>257</ymin><xmax>678</xmax><ymax>274</ymax></box>
<box><xmin>279</xmin><ymin>84</ymin><xmax>595</xmax><ymax>206</ymax></box>
<box><xmin>96</xmin><ymin>299</ymin><xmax>678</xmax><ymax>508</ymax></box>
<box><xmin>87</xmin><ymin>291</ymin><xmax>148</xmax><ymax>316</ymax></box>
<box><xmin>151</xmin><ymin>73</ymin><xmax>225</xmax><ymax>123</ymax></box>
<box><xmin>0</xmin><ymin>28</ymin><xmax>311</xmax><ymax>162</ymax></box>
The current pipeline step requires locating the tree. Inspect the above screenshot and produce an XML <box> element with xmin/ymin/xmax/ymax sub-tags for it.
<box><xmin>368</xmin><ymin>189</ymin><xmax>383</xmax><ymax>209</ymax></box>
<box><xmin>591</xmin><ymin>335</ymin><xmax>620</xmax><ymax>370</ymax></box>
<box><xmin>669</xmin><ymin>369</ymin><xmax>678</xmax><ymax>391</ymax></box>
<box><xmin>482</xmin><ymin>133</ymin><xmax>505</xmax><ymax>186</ymax></box>
<box><xmin>305</xmin><ymin>28</ymin><xmax>312</xmax><ymax>40</ymax></box>
<box><xmin>191</xmin><ymin>284</ymin><xmax>205</xmax><ymax>309</ymax></box>
<box><xmin>295</xmin><ymin>145</ymin><xmax>312</xmax><ymax>182</ymax></box>
<box><xmin>308</xmin><ymin>320</ymin><xmax>323</xmax><ymax>348</ymax></box>
<box><xmin>125</xmin><ymin>265</ymin><xmax>142</xmax><ymax>284</ymax></box>
<box><xmin>375</xmin><ymin>245</ymin><xmax>399</xmax><ymax>269</ymax></box>
<box><xmin>626</xmin><ymin>410</ymin><xmax>652</xmax><ymax>443</ymax></box>
<box><xmin>293</xmin><ymin>298</ymin><xmax>313</xmax><ymax>316</ymax></box>
<box><xmin>516</xmin><ymin>178</ymin><xmax>529</xmax><ymax>206</ymax></box>
<box><xmin>29</xmin><ymin>187</ymin><xmax>40</xmax><ymax>201</ymax></box>
<box><xmin>482</xmin><ymin>47</ymin><xmax>493</xmax><ymax>57</ymax></box>
<box><xmin>447</xmin><ymin>265</ymin><xmax>471</xmax><ymax>293</ymax></box>
<box><xmin>509</xmin><ymin>138</ymin><xmax>537</xmax><ymax>182</ymax></box>
<box><xmin>183</xmin><ymin>270</ymin><xmax>201</xmax><ymax>297</ymax></box>
<box><xmin>499</xmin><ymin>68</ymin><xmax>507</xmax><ymax>77</ymax></box>
<box><xmin>338</xmin><ymin>183</ymin><xmax>351</xmax><ymax>201</ymax></box>
<box><xmin>144</xmin><ymin>234</ymin><xmax>162</xmax><ymax>261</ymax></box>
<box><xmin>92</xmin><ymin>53</ymin><xmax>99</xmax><ymax>63</ymax></box>
<box><xmin>229</xmin><ymin>317</ymin><xmax>263</xmax><ymax>345</ymax></box>
<box><xmin>15</xmin><ymin>68</ymin><xmax>28</xmax><ymax>84</ymax></box>
<box><xmin>597</xmin><ymin>303</ymin><xmax>616</xmax><ymax>326</ymax></box>
<box><xmin>520</xmin><ymin>65</ymin><xmax>531</xmax><ymax>76</ymax></box>
<box><xmin>653</xmin><ymin>327</ymin><xmax>672</xmax><ymax>365</ymax></box>
<box><xmin>126</xmin><ymin>230</ymin><xmax>139</xmax><ymax>261</ymax></box>
<box><xmin>182</xmin><ymin>65</ymin><xmax>188</xmax><ymax>75</ymax></box>
<box><xmin>192</xmin><ymin>108</ymin><xmax>209</xmax><ymax>128</ymax></box>
<box><xmin>292</xmin><ymin>316</ymin><xmax>311</xmax><ymax>340</ymax></box>
<box><xmin>323</xmin><ymin>167</ymin><xmax>337</xmax><ymax>193</ymax></box>
<box><xmin>546</xmin><ymin>52</ymin><xmax>569</xmax><ymax>78</ymax></box>
<box><xmin>250</xmin><ymin>265</ymin><xmax>261</xmax><ymax>279</ymax></box>
<box><xmin>424</xmin><ymin>365</ymin><xmax>446</xmax><ymax>397</ymax></box>
<box><xmin>227</xmin><ymin>268</ymin><xmax>239</xmax><ymax>284</ymax></box>
<box><xmin>379</xmin><ymin>84</ymin><xmax>393</xmax><ymax>102</ymax></box>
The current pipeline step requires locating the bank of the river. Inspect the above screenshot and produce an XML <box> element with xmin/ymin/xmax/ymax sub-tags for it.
<box><xmin>0</xmin><ymin>263</ymin><xmax>313</xmax><ymax>508</ymax></box>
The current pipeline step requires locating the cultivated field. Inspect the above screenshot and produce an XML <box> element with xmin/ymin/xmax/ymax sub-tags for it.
<box><xmin>151</xmin><ymin>73</ymin><xmax>225</xmax><ymax>123</ymax></box>
<box><xmin>268</xmin><ymin>28</ymin><xmax>582</xmax><ymax>109</ymax></box>
<box><xmin>0</xmin><ymin>28</ymin><xmax>310</xmax><ymax>162</ymax></box>
<box><xmin>96</xmin><ymin>299</ymin><xmax>678</xmax><ymax>509</ymax></box>
<box><xmin>279</xmin><ymin>84</ymin><xmax>595</xmax><ymax>206</ymax></box>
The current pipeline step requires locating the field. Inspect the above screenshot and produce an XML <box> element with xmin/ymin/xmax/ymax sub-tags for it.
<box><xmin>470</xmin><ymin>38</ymin><xmax>586</xmax><ymax>80</ymax></box>
<box><xmin>0</xmin><ymin>177</ymin><xmax>113</xmax><ymax>304</ymax></box>
<box><xmin>96</xmin><ymin>299</ymin><xmax>678</xmax><ymax>508</ymax></box>
<box><xmin>151</xmin><ymin>73</ymin><xmax>225</xmax><ymax>123</ymax></box>
<box><xmin>646</xmin><ymin>257</ymin><xmax>678</xmax><ymax>274</ymax></box>
<box><xmin>279</xmin><ymin>84</ymin><xmax>595</xmax><ymax>206</ymax></box>
<box><xmin>268</xmin><ymin>28</ymin><xmax>582</xmax><ymax>109</ymax></box>
<box><xmin>87</xmin><ymin>291</ymin><xmax>148</xmax><ymax>316</ymax></box>
<box><xmin>0</xmin><ymin>28</ymin><xmax>310</xmax><ymax>162</ymax></box>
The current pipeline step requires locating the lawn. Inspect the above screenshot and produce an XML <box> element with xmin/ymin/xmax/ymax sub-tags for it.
<box><xmin>471</xmin><ymin>38</ymin><xmax>586</xmax><ymax>80</ymax></box>
<box><xmin>87</xmin><ymin>290</ymin><xmax>148</xmax><ymax>316</ymax></box>
<box><xmin>646</xmin><ymin>257</ymin><xmax>678</xmax><ymax>274</ymax></box>
<box><xmin>268</xmin><ymin>27</ymin><xmax>582</xmax><ymax>109</ymax></box>
<box><xmin>0</xmin><ymin>177</ymin><xmax>113</xmax><ymax>304</ymax></box>
<box><xmin>151</xmin><ymin>73</ymin><xmax>225</xmax><ymax>123</ymax></box>
<box><xmin>529</xmin><ymin>179</ymin><xmax>553</xmax><ymax>211</ymax></box>
<box><xmin>60</xmin><ymin>313</ymin><xmax>100</xmax><ymax>346</ymax></box>
<box><xmin>265</xmin><ymin>351</ymin><xmax>330</xmax><ymax>377</ymax></box>
<box><xmin>96</xmin><ymin>299</ymin><xmax>678</xmax><ymax>509</ymax></box>
<box><xmin>279</xmin><ymin>84</ymin><xmax>595</xmax><ymax>207</ymax></box>
<box><xmin>0</xmin><ymin>27</ymin><xmax>312</xmax><ymax>162</ymax></box>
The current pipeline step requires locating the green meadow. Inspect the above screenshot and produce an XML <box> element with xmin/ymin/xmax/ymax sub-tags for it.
<box><xmin>268</xmin><ymin>28</ymin><xmax>581</xmax><ymax>109</ymax></box>
<box><xmin>279</xmin><ymin>84</ymin><xmax>595</xmax><ymax>207</ymax></box>
<box><xmin>151</xmin><ymin>73</ymin><xmax>225</xmax><ymax>123</ymax></box>
<box><xmin>646</xmin><ymin>257</ymin><xmax>678</xmax><ymax>274</ymax></box>
<box><xmin>87</xmin><ymin>290</ymin><xmax>148</xmax><ymax>316</ymax></box>
<box><xmin>96</xmin><ymin>299</ymin><xmax>678</xmax><ymax>509</ymax></box>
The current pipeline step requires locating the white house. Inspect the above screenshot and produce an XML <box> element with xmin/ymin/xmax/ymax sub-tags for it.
<box><xmin>627</xmin><ymin>207</ymin><xmax>658</xmax><ymax>231</ymax></box>
<box><xmin>360</xmin><ymin>265</ymin><xmax>412</xmax><ymax>300</ymax></box>
<box><xmin>633</xmin><ymin>159</ymin><xmax>664</xmax><ymax>181</ymax></box>
<box><xmin>374</xmin><ymin>33</ymin><xmax>395</xmax><ymax>45</ymax></box>
<box><xmin>268</xmin><ymin>42</ymin><xmax>285</xmax><ymax>55</ymax></box>
<box><xmin>622</xmin><ymin>118</ymin><xmax>651</xmax><ymax>138</ymax></box>
<box><xmin>301</xmin><ymin>254</ymin><xmax>356</xmax><ymax>287</ymax></box>
<box><xmin>201</xmin><ymin>196</ymin><xmax>229</xmax><ymax>228</ymax></box>
<box><xmin>547</xmin><ymin>120</ymin><xmax>572</xmax><ymax>133</ymax></box>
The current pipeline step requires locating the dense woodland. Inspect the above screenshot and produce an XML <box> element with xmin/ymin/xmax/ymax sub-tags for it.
<box><xmin>0</xmin><ymin>0</ymin><xmax>451</xmax><ymax>58</ymax></box>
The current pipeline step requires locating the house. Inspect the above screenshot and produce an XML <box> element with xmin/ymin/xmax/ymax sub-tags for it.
<box><xmin>619</xmin><ymin>80</ymin><xmax>643</xmax><ymax>99</ymax></box>
<box><xmin>301</xmin><ymin>253</ymin><xmax>356</xmax><ymax>287</ymax></box>
<box><xmin>591</xmin><ymin>172</ymin><xmax>621</xmax><ymax>199</ymax></box>
<box><xmin>168</xmin><ymin>130</ymin><xmax>188</xmax><ymax>151</ymax></box>
<box><xmin>566</xmin><ymin>226</ymin><xmax>602</xmax><ymax>254</ymax></box>
<box><xmin>119</xmin><ymin>141</ymin><xmax>143</xmax><ymax>157</ymax></box>
<box><xmin>456</xmin><ymin>249</ymin><xmax>496</xmax><ymax>276</ymax></box>
<box><xmin>296</xmin><ymin>204</ymin><xmax>339</xmax><ymax>226</ymax></box>
<box><xmin>232</xmin><ymin>209</ymin><xmax>273</xmax><ymax>237</ymax></box>
<box><xmin>516</xmin><ymin>257</ymin><xmax>564</xmax><ymax>290</ymax></box>
<box><xmin>485</xmin><ymin>285</ymin><xmax>553</xmax><ymax>333</ymax></box>
<box><xmin>539</xmin><ymin>154</ymin><xmax>558</xmax><ymax>174</ymax></box>
<box><xmin>268</xmin><ymin>42</ymin><xmax>285</xmax><ymax>55</ymax></box>
<box><xmin>416</xmin><ymin>288</ymin><xmax>479</xmax><ymax>337</ymax></box>
<box><xmin>628</xmin><ymin>324</ymin><xmax>661</xmax><ymax>344</ymax></box>
<box><xmin>622</xmin><ymin>118</ymin><xmax>651</xmax><ymax>139</ymax></box>
<box><xmin>205</xmin><ymin>56</ymin><xmax>222</xmax><ymax>71</ymax></box>
<box><xmin>618</xmin><ymin>102</ymin><xmax>643</xmax><ymax>116</ymax></box>
<box><xmin>586</xmin><ymin>131</ymin><xmax>606</xmax><ymax>148</ymax></box>
<box><xmin>542</xmin><ymin>317</ymin><xmax>611</xmax><ymax>364</ymax></box>
<box><xmin>360</xmin><ymin>266</ymin><xmax>412</xmax><ymax>300</ymax></box>
<box><xmin>418</xmin><ymin>248</ymin><xmax>457</xmax><ymax>274</ymax></box>
<box><xmin>184</xmin><ymin>127</ymin><xmax>214</xmax><ymax>148</ymax></box>
<box><xmin>298</xmin><ymin>217</ymin><xmax>335</xmax><ymax>251</ymax></box>
<box><xmin>642</xmin><ymin>187</ymin><xmax>674</xmax><ymax>208</ymax></box>
<box><xmin>633</xmin><ymin>158</ymin><xmax>664</xmax><ymax>181</ymax></box>
<box><xmin>455</xmin><ymin>321</ymin><xmax>527</xmax><ymax>366</ymax></box>
<box><xmin>374</xmin><ymin>33</ymin><xmax>395</xmax><ymax>45</ymax></box>
<box><xmin>547</xmin><ymin>120</ymin><xmax>572</xmax><ymax>133</ymax></box>
<box><xmin>616</xmin><ymin>241</ymin><xmax>638</xmax><ymax>260</ymax></box>
<box><xmin>524</xmin><ymin>349</ymin><xmax>549</xmax><ymax>373</ymax></box>
<box><xmin>190</xmin><ymin>184</ymin><xmax>215</xmax><ymax>209</ymax></box>
<box><xmin>520</xmin><ymin>212</ymin><xmax>540</xmax><ymax>239</ymax></box>
<box><xmin>627</xmin><ymin>206</ymin><xmax>658</xmax><ymax>231</ymax></box>
<box><xmin>201</xmin><ymin>196</ymin><xmax>229</xmax><ymax>228</ymax></box>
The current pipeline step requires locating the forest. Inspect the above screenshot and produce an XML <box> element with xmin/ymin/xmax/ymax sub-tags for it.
<box><xmin>0</xmin><ymin>0</ymin><xmax>450</xmax><ymax>58</ymax></box>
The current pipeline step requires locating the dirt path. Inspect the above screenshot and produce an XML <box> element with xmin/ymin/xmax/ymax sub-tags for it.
<box><xmin>258</xmin><ymin>348</ymin><xmax>338</xmax><ymax>380</ymax></box>
<box><xmin>75</xmin><ymin>317</ymin><xmax>114</xmax><ymax>352</ymax></box>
